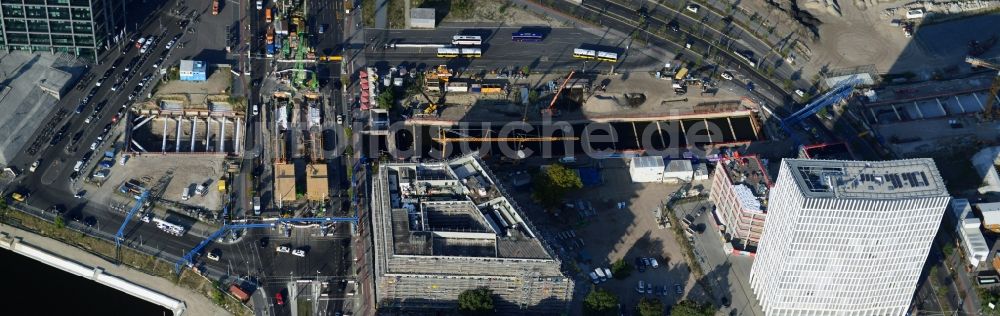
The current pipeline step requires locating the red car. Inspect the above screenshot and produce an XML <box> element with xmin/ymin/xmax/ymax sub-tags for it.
<box><xmin>275</xmin><ymin>291</ymin><xmax>284</xmax><ymax>306</ymax></box>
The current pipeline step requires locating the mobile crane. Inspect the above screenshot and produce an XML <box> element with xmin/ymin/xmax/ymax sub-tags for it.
<box><xmin>541</xmin><ymin>71</ymin><xmax>575</xmax><ymax>117</ymax></box>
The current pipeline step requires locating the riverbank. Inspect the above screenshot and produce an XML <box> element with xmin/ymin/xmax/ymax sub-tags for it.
<box><xmin>0</xmin><ymin>223</ymin><xmax>231</xmax><ymax>316</ymax></box>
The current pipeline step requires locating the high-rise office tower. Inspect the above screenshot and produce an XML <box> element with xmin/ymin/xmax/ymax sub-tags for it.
<box><xmin>750</xmin><ymin>159</ymin><xmax>950</xmax><ymax>315</ymax></box>
<box><xmin>0</xmin><ymin>0</ymin><xmax>126</xmax><ymax>61</ymax></box>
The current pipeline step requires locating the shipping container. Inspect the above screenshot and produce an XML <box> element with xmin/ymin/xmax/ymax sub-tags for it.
<box><xmin>470</xmin><ymin>84</ymin><xmax>482</xmax><ymax>93</ymax></box>
<box><xmin>446</xmin><ymin>82</ymin><xmax>469</xmax><ymax>92</ymax></box>
<box><xmin>229</xmin><ymin>285</ymin><xmax>250</xmax><ymax>302</ymax></box>
<box><xmin>265</xmin><ymin>8</ymin><xmax>272</xmax><ymax>23</ymax></box>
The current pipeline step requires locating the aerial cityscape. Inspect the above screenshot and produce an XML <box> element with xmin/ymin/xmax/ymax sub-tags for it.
<box><xmin>0</xmin><ymin>0</ymin><xmax>998</xmax><ymax>315</ymax></box>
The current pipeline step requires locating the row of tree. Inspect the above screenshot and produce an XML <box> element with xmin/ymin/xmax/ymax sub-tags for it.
<box><xmin>458</xmin><ymin>286</ymin><xmax>716</xmax><ymax>316</ymax></box>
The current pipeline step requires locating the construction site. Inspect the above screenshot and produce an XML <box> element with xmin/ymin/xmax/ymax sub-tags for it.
<box><xmin>370</xmin><ymin>154</ymin><xmax>572</xmax><ymax>313</ymax></box>
<box><xmin>857</xmin><ymin>57</ymin><xmax>1000</xmax><ymax>157</ymax></box>
<box><xmin>270</xmin><ymin>91</ymin><xmax>330</xmax><ymax>212</ymax></box>
<box><xmin>128</xmin><ymin>63</ymin><xmax>246</xmax><ymax>154</ymax></box>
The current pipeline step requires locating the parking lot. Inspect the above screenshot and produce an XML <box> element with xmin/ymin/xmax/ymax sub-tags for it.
<box><xmin>493</xmin><ymin>157</ymin><xmax>704</xmax><ymax>314</ymax></box>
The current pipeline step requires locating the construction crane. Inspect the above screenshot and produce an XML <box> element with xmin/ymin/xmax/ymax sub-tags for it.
<box><xmin>779</xmin><ymin>76</ymin><xmax>861</xmax><ymax>144</ymax></box>
<box><xmin>419</xmin><ymin>89</ymin><xmax>439</xmax><ymax>115</ymax></box>
<box><xmin>542</xmin><ymin>71</ymin><xmax>575</xmax><ymax>116</ymax></box>
<box><xmin>966</xmin><ymin>57</ymin><xmax>1000</xmax><ymax>120</ymax></box>
<box><xmin>115</xmin><ymin>189</ymin><xmax>150</xmax><ymax>261</ymax></box>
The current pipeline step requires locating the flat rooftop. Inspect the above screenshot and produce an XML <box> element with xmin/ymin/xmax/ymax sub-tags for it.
<box><xmin>0</xmin><ymin>52</ymin><xmax>86</xmax><ymax>165</ymax></box>
<box><xmin>784</xmin><ymin>159</ymin><xmax>948</xmax><ymax>199</ymax></box>
<box><xmin>720</xmin><ymin>156</ymin><xmax>771</xmax><ymax>199</ymax></box>
<box><xmin>379</xmin><ymin>155</ymin><xmax>552</xmax><ymax>260</ymax></box>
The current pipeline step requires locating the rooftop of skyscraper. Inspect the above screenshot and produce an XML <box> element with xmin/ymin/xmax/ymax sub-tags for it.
<box><xmin>784</xmin><ymin>158</ymin><xmax>948</xmax><ymax>199</ymax></box>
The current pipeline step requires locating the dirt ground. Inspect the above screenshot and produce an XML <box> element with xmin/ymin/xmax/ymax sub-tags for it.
<box><xmin>430</xmin><ymin>0</ymin><xmax>568</xmax><ymax>27</ymax></box>
<box><xmin>87</xmin><ymin>153</ymin><xmax>227</xmax><ymax>212</ymax></box>
<box><xmin>151</xmin><ymin>69</ymin><xmax>233</xmax><ymax>108</ymax></box>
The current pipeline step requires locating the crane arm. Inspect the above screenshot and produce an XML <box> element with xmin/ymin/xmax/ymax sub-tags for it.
<box><xmin>966</xmin><ymin>57</ymin><xmax>1000</xmax><ymax>71</ymax></box>
<box><xmin>547</xmin><ymin>71</ymin><xmax>576</xmax><ymax>111</ymax></box>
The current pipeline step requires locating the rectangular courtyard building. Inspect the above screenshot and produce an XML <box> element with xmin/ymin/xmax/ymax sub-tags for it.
<box><xmin>371</xmin><ymin>154</ymin><xmax>572</xmax><ymax>314</ymax></box>
<box><xmin>0</xmin><ymin>0</ymin><xmax>126</xmax><ymax>62</ymax></box>
<box><xmin>750</xmin><ymin>159</ymin><xmax>950</xmax><ymax>315</ymax></box>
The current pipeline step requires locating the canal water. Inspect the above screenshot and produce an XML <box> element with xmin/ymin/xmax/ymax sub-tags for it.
<box><xmin>0</xmin><ymin>248</ymin><xmax>169</xmax><ymax>315</ymax></box>
<box><xmin>364</xmin><ymin>117</ymin><xmax>757</xmax><ymax>159</ymax></box>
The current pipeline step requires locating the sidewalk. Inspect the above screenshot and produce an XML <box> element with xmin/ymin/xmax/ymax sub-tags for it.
<box><xmin>0</xmin><ymin>223</ymin><xmax>231</xmax><ymax>316</ymax></box>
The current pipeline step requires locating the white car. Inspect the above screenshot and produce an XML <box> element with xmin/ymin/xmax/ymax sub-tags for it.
<box><xmin>795</xmin><ymin>89</ymin><xmax>806</xmax><ymax>97</ymax></box>
<box><xmin>29</xmin><ymin>160</ymin><xmax>40</xmax><ymax>172</ymax></box>
<box><xmin>256</xmin><ymin>0</ymin><xmax>263</xmax><ymax>9</ymax></box>
<box><xmin>253</xmin><ymin>104</ymin><xmax>259</xmax><ymax>116</ymax></box>
<box><xmin>90</xmin><ymin>141</ymin><xmax>98</xmax><ymax>150</ymax></box>
<box><xmin>720</xmin><ymin>71</ymin><xmax>733</xmax><ymax>80</ymax></box>
<box><xmin>276</xmin><ymin>246</ymin><xmax>291</xmax><ymax>253</ymax></box>
<box><xmin>206</xmin><ymin>250</ymin><xmax>220</xmax><ymax>261</ymax></box>
<box><xmin>336</xmin><ymin>115</ymin><xmax>344</xmax><ymax>125</ymax></box>
<box><xmin>292</xmin><ymin>249</ymin><xmax>306</xmax><ymax>257</ymax></box>
<box><xmin>686</xmin><ymin>4</ymin><xmax>699</xmax><ymax>13</ymax></box>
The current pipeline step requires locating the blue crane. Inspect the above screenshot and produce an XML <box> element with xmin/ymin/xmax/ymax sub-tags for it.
<box><xmin>779</xmin><ymin>76</ymin><xmax>861</xmax><ymax>144</ymax></box>
<box><xmin>115</xmin><ymin>189</ymin><xmax>150</xmax><ymax>251</ymax></box>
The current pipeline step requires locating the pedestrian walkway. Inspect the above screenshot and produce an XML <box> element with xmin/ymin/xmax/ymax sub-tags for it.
<box><xmin>0</xmin><ymin>224</ymin><xmax>230</xmax><ymax>316</ymax></box>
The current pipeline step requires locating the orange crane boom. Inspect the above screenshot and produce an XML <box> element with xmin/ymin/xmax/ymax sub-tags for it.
<box><xmin>542</xmin><ymin>71</ymin><xmax>575</xmax><ymax>116</ymax></box>
<box><xmin>966</xmin><ymin>57</ymin><xmax>1000</xmax><ymax>120</ymax></box>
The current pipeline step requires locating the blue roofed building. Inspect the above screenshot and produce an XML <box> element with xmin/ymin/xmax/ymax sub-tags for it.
<box><xmin>179</xmin><ymin>60</ymin><xmax>207</xmax><ymax>81</ymax></box>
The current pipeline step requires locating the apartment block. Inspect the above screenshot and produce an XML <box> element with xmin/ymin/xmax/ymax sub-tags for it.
<box><xmin>371</xmin><ymin>154</ymin><xmax>572</xmax><ymax>313</ymax></box>
<box><xmin>709</xmin><ymin>155</ymin><xmax>771</xmax><ymax>249</ymax></box>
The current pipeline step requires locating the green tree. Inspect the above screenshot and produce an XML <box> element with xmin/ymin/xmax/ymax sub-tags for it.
<box><xmin>532</xmin><ymin>164</ymin><xmax>583</xmax><ymax>210</ymax></box>
<box><xmin>528</xmin><ymin>90</ymin><xmax>540</xmax><ymax>105</ymax></box>
<box><xmin>520</xmin><ymin>65</ymin><xmax>531</xmax><ymax>75</ymax></box>
<box><xmin>583</xmin><ymin>286</ymin><xmax>619</xmax><ymax>315</ymax></box>
<box><xmin>611</xmin><ymin>258</ymin><xmax>631</xmax><ymax>279</ymax></box>
<box><xmin>637</xmin><ymin>297</ymin><xmax>664</xmax><ymax>316</ymax></box>
<box><xmin>670</xmin><ymin>300</ymin><xmax>715</xmax><ymax>316</ymax></box>
<box><xmin>458</xmin><ymin>287</ymin><xmax>494</xmax><ymax>315</ymax></box>
<box><xmin>376</xmin><ymin>89</ymin><xmax>395</xmax><ymax>110</ymax></box>
<box><xmin>55</xmin><ymin>216</ymin><xmax>65</xmax><ymax>229</ymax></box>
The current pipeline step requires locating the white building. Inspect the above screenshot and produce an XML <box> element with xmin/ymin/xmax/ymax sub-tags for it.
<box><xmin>977</xmin><ymin>202</ymin><xmax>1000</xmax><ymax>233</ymax></box>
<box><xmin>971</xmin><ymin>146</ymin><xmax>1000</xmax><ymax>194</ymax></box>
<box><xmin>750</xmin><ymin>159</ymin><xmax>950</xmax><ymax>316</ymax></box>
<box><xmin>628</xmin><ymin>156</ymin><xmax>707</xmax><ymax>183</ymax></box>
<box><xmin>954</xmin><ymin>199</ymin><xmax>989</xmax><ymax>268</ymax></box>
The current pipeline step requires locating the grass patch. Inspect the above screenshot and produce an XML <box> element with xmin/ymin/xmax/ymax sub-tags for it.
<box><xmin>297</xmin><ymin>298</ymin><xmax>313</xmax><ymax>316</ymax></box>
<box><xmin>362</xmin><ymin>0</ymin><xmax>375</xmax><ymax>27</ymax></box>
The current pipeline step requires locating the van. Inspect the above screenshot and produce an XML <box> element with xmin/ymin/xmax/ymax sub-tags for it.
<box><xmin>181</xmin><ymin>187</ymin><xmax>190</xmax><ymax>200</ymax></box>
<box><xmin>589</xmin><ymin>272</ymin><xmax>600</xmax><ymax>284</ymax></box>
<box><xmin>73</xmin><ymin>160</ymin><xmax>84</xmax><ymax>172</ymax></box>
<box><xmin>594</xmin><ymin>268</ymin><xmax>607</xmax><ymax>282</ymax></box>
<box><xmin>603</xmin><ymin>267</ymin><xmax>613</xmax><ymax>279</ymax></box>
<box><xmin>195</xmin><ymin>184</ymin><xmax>206</xmax><ymax>196</ymax></box>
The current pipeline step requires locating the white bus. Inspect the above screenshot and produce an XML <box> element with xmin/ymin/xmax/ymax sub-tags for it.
<box><xmin>451</xmin><ymin>35</ymin><xmax>482</xmax><ymax>46</ymax></box>
<box><xmin>573</xmin><ymin>48</ymin><xmax>596</xmax><ymax>59</ymax></box>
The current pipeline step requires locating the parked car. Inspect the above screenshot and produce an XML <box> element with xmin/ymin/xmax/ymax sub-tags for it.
<box><xmin>720</xmin><ymin>71</ymin><xmax>733</xmax><ymax>80</ymax></box>
<box><xmin>650</xmin><ymin>258</ymin><xmax>659</xmax><ymax>269</ymax></box>
<box><xmin>635</xmin><ymin>257</ymin><xmax>646</xmax><ymax>272</ymax></box>
<box><xmin>275</xmin><ymin>291</ymin><xmax>285</xmax><ymax>305</ymax></box>
<box><xmin>276</xmin><ymin>245</ymin><xmax>291</xmax><ymax>253</ymax></box>
<box><xmin>675</xmin><ymin>284</ymin><xmax>683</xmax><ymax>294</ymax></box>
<box><xmin>207</xmin><ymin>249</ymin><xmax>221</xmax><ymax>261</ymax></box>
<box><xmin>292</xmin><ymin>249</ymin><xmax>307</xmax><ymax>257</ymax></box>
